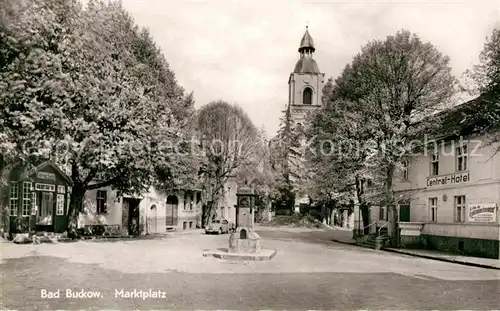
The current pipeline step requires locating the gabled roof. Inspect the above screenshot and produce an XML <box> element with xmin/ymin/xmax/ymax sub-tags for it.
<box><xmin>35</xmin><ymin>161</ymin><xmax>72</xmax><ymax>185</ymax></box>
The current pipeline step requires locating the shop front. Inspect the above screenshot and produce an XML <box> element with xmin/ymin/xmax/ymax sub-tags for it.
<box><xmin>7</xmin><ymin>161</ymin><xmax>72</xmax><ymax>234</ymax></box>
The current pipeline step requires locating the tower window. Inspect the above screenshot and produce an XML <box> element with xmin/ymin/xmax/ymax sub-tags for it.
<box><xmin>303</xmin><ymin>87</ymin><xmax>312</xmax><ymax>105</ymax></box>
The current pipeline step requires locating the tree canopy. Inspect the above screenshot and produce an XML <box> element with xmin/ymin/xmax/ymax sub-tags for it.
<box><xmin>309</xmin><ymin>29</ymin><xmax>457</xmax><ymax>239</ymax></box>
<box><xmin>0</xmin><ymin>0</ymin><xmax>195</xmax><ymax>234</ymax></box>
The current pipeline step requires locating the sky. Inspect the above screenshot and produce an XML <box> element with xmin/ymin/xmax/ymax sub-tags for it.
<box><xmin>119</xmin><ymin>0</ymin><xmax>500</xmax><ymax>137</ymax></box>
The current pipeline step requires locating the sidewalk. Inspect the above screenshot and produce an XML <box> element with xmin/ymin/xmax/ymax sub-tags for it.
<box><xmin>324</xmin><ymin>225</ymin><xmax>357</xmax><ymax>244</ymax></box>
<box><xmin>384</xmin><ymin>248</ymin><xmax>500</xmax><ymax>270</ymax></box>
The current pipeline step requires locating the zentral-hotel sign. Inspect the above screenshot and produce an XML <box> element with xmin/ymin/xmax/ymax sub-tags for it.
<box><xmin>426</xmin><ymin>172</ymin><xmax>470</xmax><ymax>187</ymax></box>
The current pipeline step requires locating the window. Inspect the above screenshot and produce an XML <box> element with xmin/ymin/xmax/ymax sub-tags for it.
<box><xmin>58</xmin><ymin>185</ymin><xmax>65</xmax><ymax>193</ymax></box>
<box><xmin>454</xmin><ymin>195</ymin><xmax>466</xmax><ymax>222</ymax></box>
<box><xmin>96</xmin><ymin>190</ymin><xmax>107</xmax><ymax>214</ymax></box>
<box><xmin>189</xmin><ymin>221</ymin><xmax>193</xmax><ymax>228</ymax></box>
<box><xmin>31</xmin><ymin>192</ymin><xmax>37</xmax><ymax>215</ymax></box>
<box><xmin>190</xmin><ymin>193</ymin><xmax>194</xmax><ymax>210</ymax></box>
<box><xmin>456</xmin><ymin>144</ymin><xmax>468</xmax><ymax>171</ymax></box>
<box><xmin>429</xmin><ymin>197</ymin><xmax>438</xmax><ymax>222</ymax></box>
<box><xmin>402</xmin><ymin>160</ymin><xmax>409</xmax><ymax>180</ymax></box>
<box><xmin>183</xmin><ymin>221</ymin><xmax>187</xmax><ymax>230</ymax></box>
<box><xmin>430</xmin><ymin>153</ymin><xmax>439</xmax><ymax>176</ymax></box>
<box><xmin>22</xmin><ymin>182</ymin><xmax>32</xmax><ymax>216</ymax></box>
<box><xmin>9</xmin><ymin>182</ymin><xmax>18</xmax><ymax>216</ymax></box>
<box><xmin>35</xmin><ymin>183</ymin><xmax>55</xmax><ymax>192</ymax></box>
<box><xmin>221</xmin><ymin>207</ymin><xmax>225</xmax><ymax>218</ymax></box>
<box><xmin>184</xmin><ymin>192</ymin><xmax>189</xmax><ymax>210</ymax></box>
<box><xmin>56</xmin><ymin>194</ymin><xmax>64</xmax><ymax>215</ymax></box>
<box><xmin>379</xmin><ymin>207</ymin><xmax>386</xmax><ymax>220</ymax></box>
<box><xmin>303</xmin><ymin>87</ymin><xmax>312</xmax><ymax>105</ymax></box>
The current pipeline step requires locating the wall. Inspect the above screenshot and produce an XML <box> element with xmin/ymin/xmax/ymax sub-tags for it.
<box><xmin>138</xmin><ymin>186</ymin><xmax>167</xmax><ymax>234</ymax></box>
<box><xmin>177</xmin><ymin>190</ymin><xmax>201</xmax><ymax>230</ymax></box>
<box><xmin>217</xmin><ymin>179</ymin><xmax>238</xmax><ymax>224</ymax></box>
<box><xmin>78</xmin><ymin>186</ymin><xmax>122</xmax><ymax>227</ymax></box>
<box><xmin>289</xmin><ymin>72</ymin><xmax>325</xmax><ymax>108</ymax></box>
<box><xmin>422</xmin><ymin>222</ymin><xmax>499</xmax><ymax>240</ymax></box>
<box><xmin>391</xmin><ymin>135</ymin><xmax>500</xmax><ymax>258</ymax></box>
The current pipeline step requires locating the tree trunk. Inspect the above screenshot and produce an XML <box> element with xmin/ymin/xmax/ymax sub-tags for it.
<box><xmin>67</xmin><ymin>185</ymin><xmax>85</xmax><ymax>239</ymax></box>
<box><xmin>360</xmin><ymin>203</ymin><xmax>370</xmax><ymax>234</ymax></box>
<box><xmin>355</xmin><ymin>175</ymin><xmax>369</xmax><ymax>235</ymax></box>
<box><xmin>385</xmin><ymin>164</ymin><xmax>397</xmax><ymax>246</ymax></box>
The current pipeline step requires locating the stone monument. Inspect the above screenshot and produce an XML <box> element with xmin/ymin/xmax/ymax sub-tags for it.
<box><xmin>203</xmin><ymin>182</ymin><xmax>277</xmax><ymax>260</ymax></box>
<box><xmin>229</xmin><ymin>184</ymin><xmax>261</xmax><ymax>253</ymax></box>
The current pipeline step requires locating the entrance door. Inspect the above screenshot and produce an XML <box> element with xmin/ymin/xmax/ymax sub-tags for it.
<box><xmin>38</xmin><ymin>192</ymin><xmax>54</xmax><ymax>225</ymax></box>
<box><xmin>165</xmin><ymin>195</ymin><xmax>178</xmax><ymax>227</ymax></box>
<box><xmin>399</xmin><ymin>205</ymin><xmax>410</xmax><ymax>222</ymax></box>
<box><xmin>122</xmin><ymin>198</ymin><xmax>140</xmax><ymax>236</ymax></box>
<box><xmin>148</xmin><ymin>205</ymin><xmax>157</xmax><ymax>233</ymax></box>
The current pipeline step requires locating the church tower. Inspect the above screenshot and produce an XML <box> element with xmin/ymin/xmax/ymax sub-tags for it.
<box><xmin>288</xmin><ymin>27</ymin><xmax>325</xmax><ymax>128</ymax></box>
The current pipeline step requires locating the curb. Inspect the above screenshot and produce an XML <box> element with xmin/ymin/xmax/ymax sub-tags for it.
<box><xmin>383</xmin><ymin>248</ymin><xmax>500</xmax><ymax>270</ymax></box>
<box><xmin>333</xmin><ymin>239</ymin><xmax>500</xmax><ymax>270</ymax></box>
<box><xmin>203</xmin><ymin>249</ymin><xmax>278</xmax><ymax>261</ymax></box>
<box><xmin>331</xmin><ymin>239</ymin><xmax>357</xmax><ymax>245</ymax></box>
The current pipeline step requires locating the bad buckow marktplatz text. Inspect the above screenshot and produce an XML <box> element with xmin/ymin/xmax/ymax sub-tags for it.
<box><xmin>41</xmin><ymin>289</ymin><xmax>103</xmax><ymax>299</ymax></box>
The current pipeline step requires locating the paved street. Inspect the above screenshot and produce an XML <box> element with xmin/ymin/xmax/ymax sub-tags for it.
<box><xmin>1</xmin><ymin>227</ymin><xmax>499</xmax><ymax>310</ymax></box>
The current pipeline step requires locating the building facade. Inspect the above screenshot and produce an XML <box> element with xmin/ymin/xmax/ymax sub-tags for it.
<box><xmin>2</xmin><ymin>161</ymin><xmax>72</xmax><ymax>237</ymax></box>
<box><xmin>79</xmin><ymin>185</ymin><xmax>204</xmax><ymax>235</ymax></box>
<box><xmin>380</xmin><ymin>99</ymin><xmax>500</xmax><ymax>259</ymax></box>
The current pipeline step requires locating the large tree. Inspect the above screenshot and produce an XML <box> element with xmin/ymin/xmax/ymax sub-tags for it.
<box><xmin>326</xmin><ymin>30</ymin><xmax>457</xmax><ymax>243</ymax></box>
<box><xmin>0</xmin><ymin>0</ymin><xmax>193</xmax><ymax>236</ymax></box>
<box><xmin>269</xmin><ymin>103</ymin><xmax>304</xmax><ymax>213</ymax></box>
<box><xmin>307</xmin><ymin>97</ymin><xmax>379</xmax><ymax>230</ymax></box>
<box><xmin>197</xmin><ymin>101</ymin><xmax>260</xmax><ymax>226</ymax></box>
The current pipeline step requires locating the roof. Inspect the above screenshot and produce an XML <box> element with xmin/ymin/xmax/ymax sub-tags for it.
<box><xmin>435</xmin><ymin>95</ymin><xmax>500</xmax><ymax>141</ymax></box>
<box><xmin>293</xmin><ymin>57</ymin><xmax>320</xmax><ymax>74</ymax></box>
<box><xmin>36</xmin><ymin>161</ymin><xmax>72</xmax><ymax>184</ymax></box>
<box><xmin>298</xmin><ymin>27</ymin><xmax>315</xmax><ymax>53</ymax></box>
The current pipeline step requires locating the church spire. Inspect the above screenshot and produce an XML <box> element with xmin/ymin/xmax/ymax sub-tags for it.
<box><xmin>298</xmin><ymin>26</ymin><xmax>315</xmax><ymax>53</ymax></box>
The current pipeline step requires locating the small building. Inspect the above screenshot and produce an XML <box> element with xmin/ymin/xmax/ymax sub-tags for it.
<box><xmin>2</xmin><ymin>161</ymin><xmax>72</xmax><ymax>236</ymax></box>
<box><xmin>78</xmin><ymin>184</ymin><xmax>203</xmax><ymax>235</ymax></box>
<box><xmin>215</xmin><ymin>179</ymin><xmax>238</xmax><ymax>224</ymax></box>
<box><xmin>388</xmin><ymin>97</ymin><xmax>500</xmax><ymax>259</ymax></box>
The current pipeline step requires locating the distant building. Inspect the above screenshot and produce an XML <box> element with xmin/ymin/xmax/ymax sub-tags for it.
<box><xmin>272</xmin><ymin>27</ymin><xmax>326</xmax><ymax>213</ymax></box>
<box><xmin>372</xmin><ymin>97</ymin><xmax>500</xmax><ymax>259</ymax></box>
<box><xmin>215</xmin><ymin>178</ymin><xmax>238</xmax><ymax>224</ymax></box>
<box><xmin>288</xmin><ymin>26</ymin><xmax>325</xmax><ymax>127</ymax></box>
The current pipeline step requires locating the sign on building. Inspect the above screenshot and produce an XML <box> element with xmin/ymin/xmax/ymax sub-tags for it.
<box><xmin>426</xmin><ymin>172</ymin><xmax>469</xmax><ymax>187</ymax></box>
<box><xmin>36</xmin><ymin>171</ymin><xmax>56</xmax><ymax>181</ymax></box>
<box><xmin>467</xmin><ymin>203</ymin><xmax>497</xmax><ymax>223</ymax></box>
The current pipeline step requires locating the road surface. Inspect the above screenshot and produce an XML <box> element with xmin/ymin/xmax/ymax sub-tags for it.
<box><xmin>1</xmin><ymin>227</ymin><xmax>498</xmax><ymax>310</ymax></box>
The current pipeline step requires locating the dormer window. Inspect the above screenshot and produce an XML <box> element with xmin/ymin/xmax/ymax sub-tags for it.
<box><xmin>303</xmin><ymin>87</ymin><xmax>312</xmax><ymax>105</ymax></box>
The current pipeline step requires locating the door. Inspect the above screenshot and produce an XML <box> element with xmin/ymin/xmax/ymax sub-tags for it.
<box><xmin>399</xmin><ymin>205</ymin><xmax>410</xmax><ymax>222</ymax></box>
<box><xmin>121</xmin><ymin>199</ymin><xmax>129</xmax><ymax>235</ymax></box>
<box><xmin>38</xmin><ymin>192</ymin><xmax>54</xmax><ymax>225</ymax></box>
<box><xmin>165</xmin><ymin>195</ymin><xmax>178</xmax><ymax>226</ymax></box>
<box><xmin>148</xmin><ymin>205</ymin><xmax>157</xmax><ymax>233</ymax></box>
<box><xmin>123</xmin><ymin>198</ymin><xmax>140</xmax><ymax>236</ymax></box>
